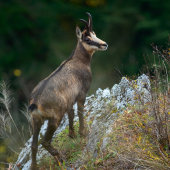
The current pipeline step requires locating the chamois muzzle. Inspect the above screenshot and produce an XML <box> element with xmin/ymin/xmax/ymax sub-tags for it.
<box><xmin>100</xmin><ymin>43</ymin><xmax>108</xmax><ymax>50</ymax></box>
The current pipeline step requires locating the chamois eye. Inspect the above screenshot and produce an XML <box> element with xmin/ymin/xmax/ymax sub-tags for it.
<box><xmin>85</xmin><ymin>38</ymin><xmax>91</xmax><ymax>43</ymax></box>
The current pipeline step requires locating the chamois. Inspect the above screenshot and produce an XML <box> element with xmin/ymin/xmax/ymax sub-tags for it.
<box><xmin>29</xmin><ymin>12</ymin><xmax>108</xmax><ymax>169</ymax></box>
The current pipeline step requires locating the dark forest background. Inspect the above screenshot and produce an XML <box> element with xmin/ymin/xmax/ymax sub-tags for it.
<box><xmin>0</xmin><ymin>0</ymin><xmax>170</xmax><ymax>165</ymax></box>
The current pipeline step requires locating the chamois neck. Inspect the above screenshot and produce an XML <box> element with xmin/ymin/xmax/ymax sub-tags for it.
<box><xmin>74</xmin><ymin>41</ymin><xmax>93</xmax><ymax>65</ymax></box>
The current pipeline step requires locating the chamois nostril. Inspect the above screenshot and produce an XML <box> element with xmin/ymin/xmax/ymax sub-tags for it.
<box><xmin>102</xmin><ymin>43</ymin><xmax>108</xmax><ymax>46</ymax></box>
<box><xmin>102</xmin><ymin>43</ymin><xmax>108</xmax><ymax>48</ymax></box>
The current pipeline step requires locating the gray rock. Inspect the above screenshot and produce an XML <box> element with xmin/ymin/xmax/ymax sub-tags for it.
<box><xmin>111</xmin><ymin>74</ymin><xmax>151</xmax><ymax>109</ymax></box>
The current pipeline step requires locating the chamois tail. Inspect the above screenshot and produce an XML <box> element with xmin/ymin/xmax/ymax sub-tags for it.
<box><xmin>28</xmin><ymin>104</ymin><xmax>38</xmax><ymax>113</ymax></box>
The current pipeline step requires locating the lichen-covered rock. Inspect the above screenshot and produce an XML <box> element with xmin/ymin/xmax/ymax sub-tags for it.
<box><xmin>111</xmin><ymin>74</ymin><xmax>151</xmax><ymax>109</ymax></box>
<box><xmin>14</xmin><ymin>74</ymin><xmax>151</xmax><ymax>169</ymax></box>
<box><xmin>82</xmin><ymin>74</ymin><xmax>151</xmax><ymax>157</ymax></box>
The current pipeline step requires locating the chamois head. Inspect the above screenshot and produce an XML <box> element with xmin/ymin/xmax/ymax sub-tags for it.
<box><xmin>76</xmin><ymin>12</ymin><xmax>108</xmax><ymax>53</ymax></box>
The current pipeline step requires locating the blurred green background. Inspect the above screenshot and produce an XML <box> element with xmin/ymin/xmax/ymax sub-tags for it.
<box><xmin>0</xmin><ymin>0</ymin><xmax>170</xmax><ymax>165</ymax></box>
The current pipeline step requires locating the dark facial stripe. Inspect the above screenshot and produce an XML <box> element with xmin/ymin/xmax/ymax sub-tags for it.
<box><xmin>86</xmin><ymin>41</ymin><xmax>101</xmax><ymax>48</ymax></box>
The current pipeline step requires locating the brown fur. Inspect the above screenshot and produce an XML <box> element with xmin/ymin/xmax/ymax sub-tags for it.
<box><xmin>30</xmin><ymin>42</ymin><xmax>92</xmax><ymax>120</ymax></box>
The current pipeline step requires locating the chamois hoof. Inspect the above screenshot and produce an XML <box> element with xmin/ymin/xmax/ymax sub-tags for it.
<box><xmin>68</xmin><ymin>129</ymin><xmax>76</xmax><ymax>138</ymax></box>
<box><xmin>53</xmin><ymin>150</ymin><xmax>66</xmax><ymax>165</ymax></box>
<box><xmin>79</xmin><ymin>128</ymin><xmax>88</xmax><ymax>138</ymax></box>
<box><xmin>54</xmin><ymin>155</ymin><xmax>63</xmax><ymax>164</ymax></box>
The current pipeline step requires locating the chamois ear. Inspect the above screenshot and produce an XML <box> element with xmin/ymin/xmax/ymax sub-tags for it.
<box><xmin>76</xmin><ymin>26</ymin><xmax>82</xmax><ymax>39</ymax></box>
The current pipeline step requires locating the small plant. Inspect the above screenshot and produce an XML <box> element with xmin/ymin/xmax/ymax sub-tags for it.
<box><xmin>0</xmin><ymin>80</ymin><xmax>32</xmax><ymax>166</ymax></box>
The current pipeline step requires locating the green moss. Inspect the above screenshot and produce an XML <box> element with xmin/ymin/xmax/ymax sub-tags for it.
<box><xmin>38</xmin><ymin>133</ymin><xmax>43</xmax><ymax>146</ymax></box>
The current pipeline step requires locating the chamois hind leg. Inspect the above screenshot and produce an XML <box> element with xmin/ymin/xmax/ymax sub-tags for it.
<box><xmin>31</xmin><ymin>117</ymin><xmax>42</xmax><ymax>170</ymax></box>
<box><xmin>68</xmin><ymin>108</ymin><xmax>76</xmax><ymax>138</ymax></box>
<box><xmin>77</xmin><ymin>98</ymin><xmax>86</xmax><ymax>136</ymax></box>
<box><xmin>41</xmin><ymin>118</ymin><xmax>63</xmax><ymax>162</ymax></box>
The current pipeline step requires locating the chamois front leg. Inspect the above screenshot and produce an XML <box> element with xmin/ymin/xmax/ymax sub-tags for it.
<box><xmin>31</xmin><ymin>117</ymin><xmax>42</xmax><ymax>170</ymax></box>
<box><xmin>68</xmin><ymin>108</ymin><xmax>76</xmax><ymax>138</ymax></box>
<box><xmin>77</xmin><ymin>98</ymin><xmax>86</xmax><ymax>136</ymax></box>
<box><xmin>41</xmin><ymin>118</ymin><xmax>64</xmax><ymax>163</ymax></box>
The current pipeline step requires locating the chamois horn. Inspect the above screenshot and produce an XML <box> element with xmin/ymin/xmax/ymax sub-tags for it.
<box><xmin>85</xmin><ymin>12</ymin><xmax>93</xmax><ymax>31</ymax></box>
<box><xmin>78</xmin><ymin>19</ymin><xmax>90</xmax><ymax>34</ymax></box>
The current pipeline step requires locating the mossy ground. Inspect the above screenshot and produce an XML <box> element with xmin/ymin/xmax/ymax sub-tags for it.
<box><xmin>38</xmin><ymin>122</ymin><xmax>87</xmax><ymax>170</ymax></box>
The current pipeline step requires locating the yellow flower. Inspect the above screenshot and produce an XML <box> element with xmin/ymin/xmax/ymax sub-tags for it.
<box><xmin>138</xmin><ymin>135</ymin><xmax>142</xmax><ymax>143</ymax></box>
<box><xmin>0</xmin><ymin>145</ymin><xmax>6</xmax><ymax>153</ymax></box>
<box><xmin>14</xmin><ymin>69</ymin><xmax>21</xmax><ymax>77</ymax></box>
<box><xmin>85</xmin><ymin>0</ymin><xmax>105</xmax><ymax>7</ymax></box>
<box><xmin>7</xmin><ymin>156</ymin><xmax>13</xmax><ymax>163</ymax></box>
